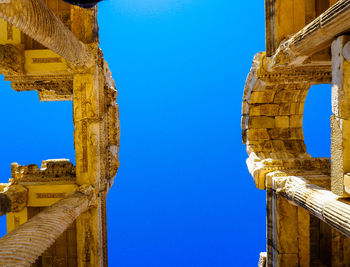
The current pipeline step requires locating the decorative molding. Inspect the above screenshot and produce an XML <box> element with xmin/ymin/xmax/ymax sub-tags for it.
<box><xmin>11</xmin><ymin>159</ymin><xmax>76</xmax><ymax>184</ymax></box>
<box><xmin>6</xmin><ymin>74</ymin><xmax>73</xmax><ymax>101</ymax></box>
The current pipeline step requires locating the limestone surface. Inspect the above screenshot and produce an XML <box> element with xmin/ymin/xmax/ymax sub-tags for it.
<box><xmin>0</xmin><ymin>0</ymin><xmax>120</xmax><ymax>266</ymax></box>
<box><xmin>244</xmin><ymin>1</ymin><xmax>350</xmax><ymax>266</ymax></box>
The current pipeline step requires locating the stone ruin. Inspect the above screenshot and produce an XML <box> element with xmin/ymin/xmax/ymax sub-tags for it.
<box><xmin>0</xmin><ymin>0</ymin><xmax>120</xmax><ymax>266</ymax></box>
<box><xmin>243</xmin><ymin>0</ymin><xmax>350</xmax><ymax>266</ymax></box>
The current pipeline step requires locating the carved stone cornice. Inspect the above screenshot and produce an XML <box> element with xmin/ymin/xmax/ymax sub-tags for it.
<box><xmin>10</xmin><ymin>159</ymin><xmax>76</xmax><ymax>184</ymax></box>
<box><xmin>101</xmin><ymin>57</ymin><xmax>120</xmax><ymax>190</ymax></box>
<box><xmin>6</xmin><ymin>74</ymin><xmax>73</xmax><ymax>101</ymax></box>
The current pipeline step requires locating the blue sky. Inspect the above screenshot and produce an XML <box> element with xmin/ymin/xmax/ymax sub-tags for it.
<box><xmin>0</xmin><ymin>0</ymin><xmax>332</xmax><ymax>266</ymax></box>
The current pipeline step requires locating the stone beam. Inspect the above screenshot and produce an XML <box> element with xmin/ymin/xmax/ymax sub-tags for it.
<box><xmin>273</xmin><ymin>175</ymin><xmax>350</xmax><ymax>238</ymax></box>
<box><xmin>0</xmin><ymin>186</ymin><xmax>94</xmax><ymax>266</ymax></box>
<box><xmin>0</xmin><ymin>0</ymin><xmax>93</xmax><ymax>68</ymax></box>
<box><xmin>271</xmin><ymin>0</ymin><xmax>350</xmax><ymax>68</ymax></box>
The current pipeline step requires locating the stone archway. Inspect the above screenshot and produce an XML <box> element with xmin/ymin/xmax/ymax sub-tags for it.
<box><xmin>242</xmin><ymin>52</ymin><xmax>331</xmax><ymax>189</ymax></box>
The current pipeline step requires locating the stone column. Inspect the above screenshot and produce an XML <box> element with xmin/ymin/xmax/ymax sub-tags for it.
<box><xmin>0</xmin><ymin>190</ymin><xmax>91</xmax><ymax>266</ymax></box>
<box><xmin>271</xmin><ymin>0</ymin><xmax>350</xmax><ymax>67</ymax></box>
<box><xmin>267</xmin><ymin>190</ymin><xmax>299</xmax><ymax>266</ymax></box>
<box><xmin>73</xmin><ymin>68</ymin><xmax>107</xmax><ymax>267</ymax></box>
<box><xmin>331</xmin><ymin>35</ymin><xmax>350</xmax><ymax>196</ymax></box>
<box><xmin>0</xmin><ymin>0</ymin><xmax>92</xmax><ymax>67</ymax></box>
<box><xmin>70</xmin><ymin>7</ymin><xmax>110</xmax><ymax>266</ymax></box>
<box><xmin>274</xmin><ymin>175</ymin><xmax>350</xmax><ymax>237</ymax></box>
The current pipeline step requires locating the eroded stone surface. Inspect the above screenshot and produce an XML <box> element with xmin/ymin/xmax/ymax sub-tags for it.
<box><xmin>244</xmin><ymin>2</ymin><xmax>350</xmax><ymax>266</ymax></box>
<box><xmin>0</xmin><ymin>1</ymin><xmax>120</xmax><ymax>266</ymax></box>
<box><xmin>242</xmin><ymin>52</ymin><xmax>331</xmax><ymax>190</ymax></box>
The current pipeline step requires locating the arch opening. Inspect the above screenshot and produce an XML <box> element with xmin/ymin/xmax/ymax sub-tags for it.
<box><xmin>0</xmin><ymin>79</ymin><xmax>75</xmax><ymax>183</ymax></box>
<box><xmin>303</xmin><ymin>83</ymin><xmax>331</xmax><ymax>158</ymax></box>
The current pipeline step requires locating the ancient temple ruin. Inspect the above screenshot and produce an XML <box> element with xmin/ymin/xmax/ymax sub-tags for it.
<box><xmin>243</xmin><ymin>0</ymin><xmax>350</xmax><ymax>266</ymax></box>
<box><xmin>0</xmin><ymin>0</ymin><xmax>120</xmax><ymax>266</ymax></box>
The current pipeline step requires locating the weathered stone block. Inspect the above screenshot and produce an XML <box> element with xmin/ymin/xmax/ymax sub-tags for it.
<box><xmin>331</xmin><ymin>229</ymin><xmax>350</xmax><ymax>267</ymax></box>
<box><xmin>248</xmin><ymin>116</ymin><xmax>275</xmax><ymax>129</ymax></box>
<box><xmin>249</xmin><ymin>91</ymin><xmax>275</xmax><ymax>104</ymax></box>
<box><xmin>277</xmin><ymin>196</ymin><xmax>299</xmax><ymax>254</ymax></box>
<box><xmin>242</xmin><ymin>130</ymin><xmax>247</xmax><ymax>144</ymax></box>
<box><xmin>278</xmin><ymin>103</ymin><xmax>292</xmax><ymax>115</ymax></box>
<box><xmin>274</xmin><ymin>90</ymin><xmax>301</xmax><ymax>103</ymax></box>
<box><xmin>332</xmin><ymin>36</ymin><xmax>350</xmax><ymax>120</ymax></box>
<box><xmin>298</xmin><ymin>102</ymin><xmax>305</xmax><ymax>114</ymax></box>
<box><xmin>247</xmin><ymin>140</ymin><xmax>273</xmax><ymax>152</ymax></box>
<box><xmin>277</xmin><ymin>254</ymin><xmax>299</xmax><ymax>267</ymax></box>
<box><xmin>268</xmin><ymin>128</ymin><xmax>288</xmax><ymax>139</ymax></box>
<box><xmin>331</xmin><ymin>114</ymin><xmax>350</xmax><ymax>196</ymax></box>
<box><xmin>290</xmin><ymin>115</ymin><xmax>303</xmax><ymax>128</ymax></box>
<box><xmin>299</xmin><ymin>90</ymin><xmax>309</xmax><ymax>102</ymax></box>
<box><xmin>249</xmin><ymin>104</ymin><xmax>280</xmax><ymax>116</ymax></box>
<box><xmin>241</xmin><ymin>115</ymin><xmax>248</xmax><ymax>130</ymax></box>
<box><xmin>258</xmin><ymin>252</ymin><xmax>267</xmax><ymax>267</ymax></box>
<box><xmin>297</xmin><ymin>207</ymin><xmax>310</xmax><ymax>267</ymax></box>
<box><xmin>241</xmin><ymin>101</ymin><xmax>249</xmax><ymax>115</ymax></box>
<box><xmin>271</xmin><ymin>140</ymin><xmax>286</xmax><ymax>152</ymax></box>
<box><xmin>290</xmin><ymin>128</ymin><xmax>304</xmax><ymax>140</ymax></box>
<box><xmin>246</xmin><ymin>129</ymin><xmax>270</xmax><ymax>141</ymax></box>
<box><xmin>275</xmin><ymin>116</ymin><xmax>290</xmax><ymax>128</ymax></box>
<box><xmin>267</xmin><ymin>128</ymin><xmax>304</xmax><ymax>140</ymax></box>
<box><xmin>278</xmin><ymin>103</ymin><xmax>300</xmax><ymax>115</ymax></box>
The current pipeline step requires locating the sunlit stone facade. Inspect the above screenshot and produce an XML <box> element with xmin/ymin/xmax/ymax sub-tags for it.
<box><xmin>0</xmin><ymin>1</ymin><xmax>119</xmax><ymax>266</ymax></box>
<box><xmin>243</xmin><ymin>1</ymin><xmax>350</xmax><ymax>266</ymax></box>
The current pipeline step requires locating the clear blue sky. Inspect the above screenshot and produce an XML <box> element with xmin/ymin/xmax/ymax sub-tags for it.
<box><xmin>0</xmin><ymin>0</ymin><xmax>332</xmax><ymax>266</ymax></box>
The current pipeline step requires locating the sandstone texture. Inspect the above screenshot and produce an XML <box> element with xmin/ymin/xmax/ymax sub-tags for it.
<box><xmin>0</xmin><ymin>1</ymin><xmax>119</xmax><ymax>266</ymax></box>
<box><xmin>244</xmin><ymin>1</ymin><xmax>350</xmax><ymax>266</ymax></box>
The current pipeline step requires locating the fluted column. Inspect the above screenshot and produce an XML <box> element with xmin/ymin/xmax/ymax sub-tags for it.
<box><xmin>273</xmin><ymin>176</ymin><xmax>350</xmax><ymax>237</ymax></box>
<box><xmin>271</xmin><ymin>0</ymin><xmax>350</xmax><ymax>67</ymax></box>
<box><xmin>0</xmin><ymin>0</ymin><xmax>93</xmax><ymax>67</ymax></box>
<box><xmin>0</xmin><ymin>188</ymin><xmax>93</xmax><ymax>266</ymax></box>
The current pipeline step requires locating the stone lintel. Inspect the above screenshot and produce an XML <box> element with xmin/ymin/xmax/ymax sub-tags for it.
<box><xmin>2</xmin><ymin>49</ymin><xmax>76</xmax><ymax>101</ymax></box>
